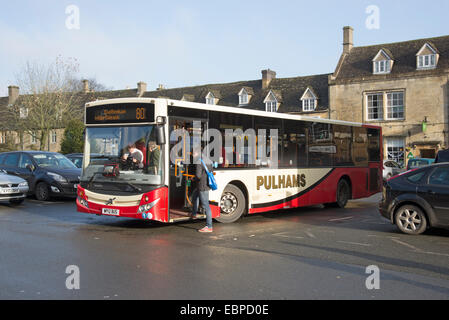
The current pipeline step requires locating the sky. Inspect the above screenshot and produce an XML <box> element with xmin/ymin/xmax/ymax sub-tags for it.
<box><xmin>0</xmin><ymin>0</ymin><xmax>448</xmax><ymax>96</ymax></box>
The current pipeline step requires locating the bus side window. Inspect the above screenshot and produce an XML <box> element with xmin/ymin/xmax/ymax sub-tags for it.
<box><xmin>282</xmin><ymin>120</ymin><xmax>307</xmax><ymax>168</ymax></box>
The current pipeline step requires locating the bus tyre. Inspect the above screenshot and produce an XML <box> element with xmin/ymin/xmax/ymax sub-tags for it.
<box><xmin>36</xmin><ymin>182</ymin><xmax>50</xmax><ymax>201</ymax></box>
<box><xmin>395</xmin><ymin>205</ymin><xmax>427</xmax><ymax>235</ymax></box>
<box><xmin>216</xmin><ymin>184</ymin><xmax>246</xmax><ymax>224</ymax></box>
<box><xmin>336</xmin><ymin>179</ymin><xmax>351</xmax><ymax>208</ymax></box>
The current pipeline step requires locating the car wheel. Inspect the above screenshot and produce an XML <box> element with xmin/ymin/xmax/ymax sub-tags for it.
<box><xmin>9</xmin><ymin>198</ymin><xmax>24</xmax><ymax>205</ymax></box>
<box><xmin>395</xmin><ymin>205</ymin><xmax>427</xmax><ymax>235</ymax></box>
<box><xmin>35</xmin><ymin>182</ymin><xmax>51</xmax><ymax>201</ymax></box>
<box><xmin>216</xmin><ymin>184</ymin><xmax>246</xmax><ymax>224</ymax></box>
<box><xmin>326</xmin><ymin>179</ymin><xmax>351</xmax><ymax>208</ymax></box>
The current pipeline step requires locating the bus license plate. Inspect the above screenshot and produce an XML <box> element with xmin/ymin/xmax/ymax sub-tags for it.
<box><xmin>102</xmin><ymin>208</ymin><xmax>120</xmax><ymax>216</ymax></box>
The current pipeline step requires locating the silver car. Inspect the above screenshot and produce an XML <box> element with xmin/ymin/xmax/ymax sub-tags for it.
<box><xmin>0</xmin><ymin>169</ymin><xmax>29</xmax><ymax>205</ymax></box>
<box><xmin>383</xmin><ymin>160</ymin><xmax>404</xmax><ymax>180</ymax></box>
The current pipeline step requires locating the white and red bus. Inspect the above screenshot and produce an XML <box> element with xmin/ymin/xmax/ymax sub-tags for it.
<box><xmin>76</xmin><ymin>98</ymin><xmax>382</xmax><ymax>223</ymax></box>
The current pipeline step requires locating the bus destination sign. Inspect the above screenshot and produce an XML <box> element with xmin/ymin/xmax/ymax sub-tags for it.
<box><xmin>85</xmin><ymin>103</ymin><xmax>155</xmax><ymax>124</ymax></box>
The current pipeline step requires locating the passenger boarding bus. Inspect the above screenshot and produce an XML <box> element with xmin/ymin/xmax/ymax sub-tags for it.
<box><xmin>76</xmin><ymin>98</ymin><xmax>382</xmax><ymax>223</ymax></box>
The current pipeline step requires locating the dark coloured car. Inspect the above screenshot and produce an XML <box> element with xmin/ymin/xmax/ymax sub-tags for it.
<box><xmin>406</xmin><ymin>158</ymin><xmax>434</xmax><ymax>171</ymax></box>
<box><xmin>0</xmin><ymin>151</ymin><xmax>81</xmax><ymax>201</ymax></box>
<box><xmin>65</xmin><ymin>153</ymin><xmax>83</xmax><ymax>168</ymax></box>
<box><xmin>435</xmin><ymin>149</ymin><xmax>449</xmax><ymax>163</ymax></box>
<box><xmin>66</xmin><ymin>153</ymin><xmax>103</xmax><ymax>168</ymax></box>
<box><xmin>379</xmin><ymin>163</ymin><xmax>449</xmax><ymax>235</ymax></box>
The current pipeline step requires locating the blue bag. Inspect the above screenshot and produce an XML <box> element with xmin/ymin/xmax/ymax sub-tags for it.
<box><xmin>200</xmin><ymin>159</ymin><xmax>218</xmax><ymax>191</ymax></box>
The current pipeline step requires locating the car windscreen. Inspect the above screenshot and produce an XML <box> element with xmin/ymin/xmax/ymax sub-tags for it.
<box><xmin>32</xmin><ymin>153</ymin><xmax>78</xmax><ymax>169</ymax></box>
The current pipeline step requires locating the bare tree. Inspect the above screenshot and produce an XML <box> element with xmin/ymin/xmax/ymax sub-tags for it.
<box><xmin>1</xmin><ymin>57</ymin><xmax>82</xmax><ymax>151</ymax></box>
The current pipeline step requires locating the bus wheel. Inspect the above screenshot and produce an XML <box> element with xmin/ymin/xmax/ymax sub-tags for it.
<box><xmin>335</xmin><ymin>179</ymin><xmax>350</xmax><ymax>208</ymax></box>
<box><xmin>326</xmin><ymin>179</ymin><xmax>350</xmax><ymax>208</ymax></box>
<box><xmin>216</xmin><ymin>184</ymin><xmax>246</xmax><ymax>223</ymax></box>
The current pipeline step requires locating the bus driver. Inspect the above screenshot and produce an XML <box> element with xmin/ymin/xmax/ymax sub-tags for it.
<box><xmin>121</xmin><ymin>143</ymin><xmax>144</xmax><ymax>170</ymax></box>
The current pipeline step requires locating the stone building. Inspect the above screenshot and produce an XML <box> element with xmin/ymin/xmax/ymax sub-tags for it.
<box><xmin>329</xmin><ymin>27</ymin><xmax>449</xmax><ymax>165</ymax></box>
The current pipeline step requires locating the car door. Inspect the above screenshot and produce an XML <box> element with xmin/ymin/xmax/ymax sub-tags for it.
<box><xmin>419</xmin><ymin>165</ymin><xmax>449</xmax><ymax>224</ymax></box>
<box><xmin>17</xmin><ymin>153</ymin><xmax>36</xmax><ymax>190</ymax></box>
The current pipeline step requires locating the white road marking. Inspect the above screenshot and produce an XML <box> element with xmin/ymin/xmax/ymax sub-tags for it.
<box><xmin>305</xmin><ymin>230</ymin><xmax>316</xmax><ymax>239</ymax></box>
<box><xmin>390</xmin><ymin>238</ymin><xmax>422</xmax><ymax>252</ymax></box>
<box><xmin>272</xmin><ymin>232</ymin><xmax>304</xmax><ymax>240</ymax></box>
<box><xmin>329</xmin><ymin>216</ymin><xmax>354</xmax><ymax>222</ymax></box>
<box><xmin>337</xmin><ymin>241</ymin><xmax>371</xmax><ymax>247</ymax></box>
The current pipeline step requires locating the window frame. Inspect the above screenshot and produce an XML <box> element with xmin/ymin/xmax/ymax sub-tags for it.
<box><xmin>386</xmin><ymin>91</ymin><xmax>405</xmax><ymax>120</ymax></box>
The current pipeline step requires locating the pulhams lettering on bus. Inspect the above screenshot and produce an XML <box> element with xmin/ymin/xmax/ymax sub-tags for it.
<box><xmin>256</xmin><ymin>174</ymin><xmax>306</xmax><ymax>191</ymax></box>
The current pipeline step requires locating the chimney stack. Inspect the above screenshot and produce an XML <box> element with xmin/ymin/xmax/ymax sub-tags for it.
<box><xmin>262</xmin><ymin>69</ymin><xmax>276</xmax><ymax>89</ymax></box>
<box><xmin>8</xmin><ymin>85</ymin><xmax>19</xmax><ymax>105</ymax></box>
<box><xmin>82</xmin><ymin>79</ymin><xmax>89</xmax><ymax>93</ymax></box>
<box><xmin>343</xmin><ymin>26</ymin><xmax>354</xmax><ymax>54</ymax></box>
<box><xmin>137</xmin><ymin>81</ymin><xmax>147</xmax><ymax>97</ymax></box>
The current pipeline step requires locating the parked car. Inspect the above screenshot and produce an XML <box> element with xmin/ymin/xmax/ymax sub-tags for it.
<box><xmin>407</xmin><ymin>158</ymin><xmax>435</xmax><ymax>170</ymax></box>
<box><xmin>0</xmin><ymin>151</ymin><xmax>81</xmax><ymax>201</ymax></box>
<box><xmin>65</xmin><ymin>153</ymin><xmax>83</xmax><ymax>168</ymax></box>
<box><xmin>383</xmin><ymin>160</ymin><xmax>404</xmax><ymax>180</ymax></box>
<box><xmin>379</xmin><ymin>163</ymin><xmax>449</xmax><ymax>235</ymax></box>
<box><xmin>0</xmin><ymin>169</ymin><xmax>29</xmax><ymax>205</ymax></box>
<box><xmin>435</xmin><ymin>149</ymin><xmax>449</xmax><ymax>163</ymax></box>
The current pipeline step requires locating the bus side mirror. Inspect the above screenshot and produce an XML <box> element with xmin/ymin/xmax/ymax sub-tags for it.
<box><xmin>156</xmin><ymin>125</ymin><xmax>166</xmax><ymax>145</ymax></box>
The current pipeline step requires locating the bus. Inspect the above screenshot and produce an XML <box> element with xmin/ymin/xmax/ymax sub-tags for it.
<box><xmin>76</xmin><ymin>98</ymin><xmax>382</xmax><ymax>223</ymax></box>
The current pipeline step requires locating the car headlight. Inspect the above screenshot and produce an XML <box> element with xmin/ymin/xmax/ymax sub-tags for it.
<box><xmin>48</xmin><ymin>172</ymin><xmax>67</xmax><ymax>183</ymax></box>
<box><xmin>19</xmin><ymin>182</ymin><xmax>28</xmax><ymax>187</ymax></box>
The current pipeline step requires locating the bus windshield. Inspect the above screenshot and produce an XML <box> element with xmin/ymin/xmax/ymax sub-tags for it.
<box><xmin>81</xmin><ymin>126</ymin><xmax>163</xmax><ymax>188</ymax></box>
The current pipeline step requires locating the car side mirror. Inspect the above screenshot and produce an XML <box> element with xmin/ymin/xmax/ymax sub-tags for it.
<box><xmin>26</xmin><ymin>164</ymin><xmax>35</xmax><ymax>172</ymax></box>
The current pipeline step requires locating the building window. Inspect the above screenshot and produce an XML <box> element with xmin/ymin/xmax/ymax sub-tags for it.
<box><xmin>19</xmin><ymin>107</ymin><xmax>28</xmax><ymax>119</ymax></box>
<box><xmin>51</xmin><ymin>131</ymin><xmax>57</xmax><ymax>144</ymax></box>
<box><xmin>31</xmin><ymin>133</ymin><xmax>37</xmax><ymax>144</ymax></box>
<box><xmin>386</xmin><ymin>92</ymin><xmax>404</xmax><ymax>120</ymax></box>
<box><xmin>302</xmin><ymin>99</ymin><xmax>316</xmax><ymax>112</ymax></box>
<box><xmin>418</xmin><ymin>54</ymin><xmax>436</xmax><ymax>69</ymax></box>
<box><xmin>366</xmin><ymin>93</ymin><xmax>384</xmax><ymax>120</ymax></box>
<box><xmin>239</xmin><ymin>93</ymin><xmax>248</xmax><ymax>105</ymax></box>
<box><xmin>386</xmin><ymin>138</ymin><xmax>405</xmax><ymax>166</ymax></box>
<box><xmin>374</xmin><ymin>60</ymin><xmax>390</xmax><ymax>74</ymax></box>
<box><xmin>0</xmin><ymin>132</ymin><xmax>6</xmax><ymax>144</ymax></box>
<box><xmin>265</xmin><ymin>101</ymin><xmax>277</xmax><ymax>113</ymax></box>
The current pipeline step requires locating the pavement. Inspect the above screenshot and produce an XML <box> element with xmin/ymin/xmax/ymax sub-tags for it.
<box><xmin>1</xmin><ymin>193</ymin><xmax>449</xmax><ymax>300</ymax></box>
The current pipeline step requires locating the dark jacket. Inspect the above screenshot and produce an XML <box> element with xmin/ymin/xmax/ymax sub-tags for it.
<box><xmin>195</xmin><ymin>159</ymin><xmax>213</xmax><ymax>192</ymax></box>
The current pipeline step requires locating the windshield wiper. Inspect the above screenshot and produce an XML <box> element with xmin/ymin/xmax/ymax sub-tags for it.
<box><xmin>87</xmin><ymin>171</ymin><xmax>106</xmax><ymax>188</ymax></box>
<box><xmin>118</xmin><ymin>181</ymin><xmax>142</xmax><ymax>193</ymax></box>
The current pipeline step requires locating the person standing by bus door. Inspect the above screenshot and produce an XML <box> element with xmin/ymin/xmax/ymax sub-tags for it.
<box><xmin>191</xmin><ymin>150</ymin><xmax>214</xmax><ymax>233</ymax></box>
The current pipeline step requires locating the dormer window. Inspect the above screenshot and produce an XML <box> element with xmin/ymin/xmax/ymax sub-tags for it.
<box><xmin>418</xmin><ymin>54</ymin><xmax>436</xmax><ymax>69</ymax></box>
<box><xmin>205</xmin><ymin>92</ymin><xmax>216</xmax><ymax>105</ymax></box>
<box><xmin>238</xmin><ymin>87</ymin><xmax>253</xmax><ymax>106</ymax></box>
<box><xmin>417</xmin><ymin>43</ymin><xmax>438</xmax><ymax>69</ymax></box>
<box><xmin>239</xmin><ymin>92</ymin><xmax>248</xmax><ymax>105</ymax></box>
<box><xmin>300</xmin><ymin>88</ymin><xmax>318</xmax><ymax>112</ymax></box>
<box><xmin>374</xmin><ymin>60</ymin><xmax>390</xmax><ymax>74</ymax></box>
<box><xmin>373</xmin><ymin>49</ymin><xmax>393</xmax><ymax>74</ymax></box>
<box><xmin>264</xmin><ymin>90</ymin><xmax>281</xmax><ymax>113</ymax></box>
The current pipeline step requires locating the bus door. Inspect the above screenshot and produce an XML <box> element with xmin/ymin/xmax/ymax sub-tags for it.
<box><xmin>168</xmin><ymin>117</ymin><xmax>208</xmax><ymax>220</ymax></box>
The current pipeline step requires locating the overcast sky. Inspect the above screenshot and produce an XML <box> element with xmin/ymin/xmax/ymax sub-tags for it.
<box><xmin>1</xmin><ymin>0</ymin><xmax>448</xmax><ymax>96</ymax></box>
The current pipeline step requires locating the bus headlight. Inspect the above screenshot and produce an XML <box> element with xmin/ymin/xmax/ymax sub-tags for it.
<box><xmin>78</xmin><ymin>197</ymin><xmax>89</xmax><ymax>208</ymax></box>
<box><xmin>138</xmin><ymin>199</ymin><xmax>160</xmax><ymax>214</ymax></box>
